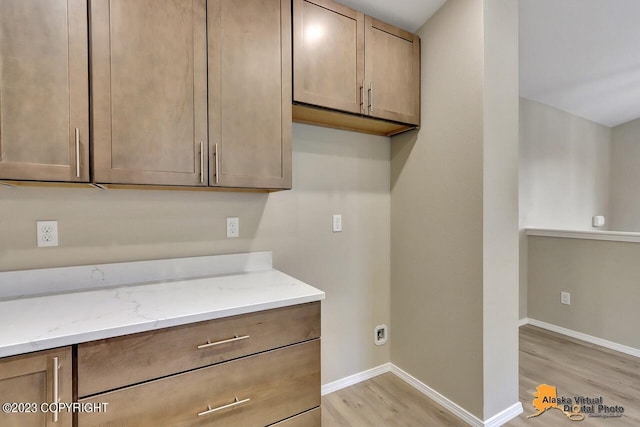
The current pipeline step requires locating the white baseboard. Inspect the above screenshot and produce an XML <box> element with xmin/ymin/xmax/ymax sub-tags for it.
<box><xmin>321</xmin><ymin>363</ymin><xmax>391</xmax><ymax>396</ymax></box>
<box><xmin>517</xmin><ymin>317</ymin><xmax>528</xmax><ymax>327</ymax></box>
<box><xmin>523</xmin><ymin>318</ymin><xmax>640</xmax><ymax>358</ymax></box>
<box><xmin>322</xmin><ymin>363</ymin><xmax>523</xmax><ymax>426</ymax></box>
<box><xmin>483</xmin><ymin>402</ymin><xmax>524</xmax><ymax>427</ymax></box>
<box><xmin>390</xmin><ymin>364</ymin><xmax>484</xmax><ymax>426</ymax></box>
<box><xmin>391</xmin><ymin>364</ymin><xmax>522</xmax><ymax>427</ymax></box>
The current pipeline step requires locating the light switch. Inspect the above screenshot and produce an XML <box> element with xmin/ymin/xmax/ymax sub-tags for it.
<box><xmin>332</xmin><ymin>215</ymin><xmax>342</xmax><ymax>233</ymax></box>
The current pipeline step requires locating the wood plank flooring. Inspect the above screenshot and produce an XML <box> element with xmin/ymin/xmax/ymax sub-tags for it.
<box><xmin>322</xmin><ymin>325</ymin><xmax>640</xmax><ymax>426</ymax></box>
<box><xmin>506</xmin><ymin>325</ymin><xmax>640</xmax><ymax>427</ymax></box>
<box><xmin>322</xmin><ymin>372</ymin><xmax>465</xmax><ymax>426</ymax></box>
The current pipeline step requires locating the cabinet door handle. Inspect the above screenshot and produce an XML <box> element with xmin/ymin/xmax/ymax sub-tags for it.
<box><xmin>368</xmin><ymin>82</ymin><xmax>373</xmax><ymax>114</ymax></box>
<box><xmin>214</xmin><ymin>143</ymin><xmax>219</xmax><ymax>184</ymax></box>
<box><xmin>52</xmin><ymin>356</ymin><xmax>60</xmax><ymax>423</ymax></box>
<box><xmin>199</xmin><ymin>142</ymin><xmax>204</xmax><ymax>183</ymax></box>
<box><xmin>360</xmin><ymin>80</ymin><xmax>365</xmax><ymax>112</ymax></box>
<box><xmin>197</xmin><ymin>397</ymin><xmax>250</xmax><ymax>417</ymax></box>
<box><xmin>197</xmin><ymin>334</ymin><xmax>250</xmax><ymax>350</ymax></box>
<box><xmin>75</xmin><ymin>128</ymin><xmax>80</xmax><ymax>178</ymax></box>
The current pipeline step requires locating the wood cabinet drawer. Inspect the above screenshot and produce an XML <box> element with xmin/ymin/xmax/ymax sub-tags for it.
<box><xmin>271</xmin><ymin>407</ymin><xmax>321</xmax><ymax>426</ymax></box>
<box><xmin>77</xmin><ymin>340</ymin><xmax>320</xmax><ymax>427</ymax></box>
<box><xmin>78</xmin><ymin>302</ymin><xmax>320</xmax><ymax>397</ymax></box>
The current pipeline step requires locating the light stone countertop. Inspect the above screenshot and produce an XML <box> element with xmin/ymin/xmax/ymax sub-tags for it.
<box><xmin>0</xmin><ymin>252</ymin><xmax>325</xmax><ymax>358</ymax></box>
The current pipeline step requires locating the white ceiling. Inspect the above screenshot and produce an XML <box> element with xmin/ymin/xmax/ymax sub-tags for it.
<box><xmin>520</xmin><ymin>0</ymin><xmax>640</xmax><ymax>127</ymax></box>
<box><xmin>337</xmin><ymin>0</ymin><xmax>446</xmax><ymax>32</ymax></box>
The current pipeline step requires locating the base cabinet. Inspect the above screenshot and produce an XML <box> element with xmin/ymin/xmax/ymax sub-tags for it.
<box><xmin>0</xmin><ymin>347</ymin><xmax>72</xmax><ymax>427</ymax></box>
<box><xmin>271</xmin><ymin>408</ymin><xmax>321</xmax><ymax>426</ymax></box>
<box><xmin>0</xmin><ymin>305</ymin><xmax>319</xmax><ymax>427</ymax></box>
<box><xmin>78</xmin><ymin>341</ymin><xmax>320</xmax><ymax>426</ymax></box>
<box><xmin>77</xmin><ymin>302</ymin><xmax>321</xmax><ymax>426</ymax></box>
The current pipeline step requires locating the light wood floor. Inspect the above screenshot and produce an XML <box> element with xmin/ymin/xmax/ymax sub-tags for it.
<box><xmin>322</xmin><ymin>325</ymin><xmax>640</xmax><ymax>426</ymax></box>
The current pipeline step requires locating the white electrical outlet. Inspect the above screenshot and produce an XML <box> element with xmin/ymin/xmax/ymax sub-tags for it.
<box><xmin>374</xmin><ymin>324</ymin><xmax>388</xmax><ymax>346</ymax></box>
<box><xmin>37</xmin><ymin>220</ymin><xmax>58</xmax><ymax>247</ymax></box>
<box><xmin>227</xmin><ymin>217</ymin><xmax>239</xmax><ymax>238</ymax></box>
<box><xmin>332</xmin><ymin>214</ymin><xmax>342</xmax><ymax>232</ymax></box>
<box><xmin>561</xmin><ymin>291</ymin><xmax>571</xmax><ymax>305</ymax></box>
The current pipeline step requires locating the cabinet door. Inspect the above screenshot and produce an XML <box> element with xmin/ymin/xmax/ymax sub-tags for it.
<box><xmin>91</xmin><ymin>0</ymin><xmax>208</xmax><ymax>186</ymax></box>
<box><xmin>0</xmin><ymin>0</ymin><xmax>89</xmax><ymax>182</ymax></box>
<box><xmin>364</xmin><ymin>16</ymin><xmax>420</xmax><ymax>126</ymax></box>
<box><xmin>0</xmin><ymin>348</ymin><xmax>72</xmax><ymax>427</ymax></box>
<box><xmin>293</xmin><ymin>0</ymin><xmax>364</xmax><ymax>115</ymax></box>
<box><xmin>208</xmin><ymin>0</ymin><xmax>292</xmax><ymax>189</ymax></box>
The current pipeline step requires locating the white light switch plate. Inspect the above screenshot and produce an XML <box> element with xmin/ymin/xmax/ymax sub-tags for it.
<box><xmin>561</xmin><ymin>291</ymin><xmax>571</xmax><ymax>305</ymax></box>
<box><xmin>332</xmin><ymin>215</ymin><xmax>342</xmax><ymax>232</ymax></box>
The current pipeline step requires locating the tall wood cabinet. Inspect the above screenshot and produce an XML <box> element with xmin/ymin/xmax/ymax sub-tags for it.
<box><xmin>0</xmin><ymin>347</ymin><xmax>72</xmax><ymax>427</ymax></box>
<box><xmin>208</xmin><ymin>0</ymin><xmax>292</xmax><ymax>189</ymax></box>
<box><xmin>293</xmin><ymin>0</ymin><xmax>420</xmax><ymax>135</ymax></box>
<box><xmin>90</xmin><ymin>0</ymin><xmax>208</xmax><ymax>186</ymax></box>
<box><xmin>0</xmin><ymin>0</ymin><xmax>89</xmax><ymax>182</ymax></box>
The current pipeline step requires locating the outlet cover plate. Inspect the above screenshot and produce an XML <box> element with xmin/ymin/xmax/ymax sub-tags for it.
<box><xmin>37</xmin><ymin>220</ymin><xmax>58</xmax><ymax>247</ymax></box>
<box><xmin>227</xmin><ymin>217</ymin><xmax>239</xmax><ymax>238</ymax></box>
<box><xmin>561</xmin><ymin>291</ymin><xmax>571</xmax><ymax>305</ymax></box>
<box><xmin>374</xmin><ymin>324</ymin><xmax>388</xmax><ymax>346</ymax></box>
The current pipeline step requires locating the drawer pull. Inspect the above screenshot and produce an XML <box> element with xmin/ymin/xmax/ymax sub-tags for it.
<box><xmin>197</xmin><ymin>396</ymin><xmax>251</xmax><ymax>417</ymax></box>
<box><xmin>197</xmin><ymin>334</ymin><xmax>250</xmax><ymax>350</ymax></box>
<box><xmin>52</xmin><ymin>356</ymin><xmax>60</xmax><ymax>423</ymax></box>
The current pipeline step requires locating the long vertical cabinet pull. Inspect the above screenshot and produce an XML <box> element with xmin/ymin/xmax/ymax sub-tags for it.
<box><xmin>214</xmin><ymin>143</ymin><xmax>219</xmax><ymax>184</ymax></box>
<box><xmin>199</xmin><ymin>142</ymin><xmax>204</xmax><ymax>183</ymax></box>
<box><xmin>368</xmin><ymin>82</ymin><xmax>373</xmax><ymax>113</ymax></box>
<box><xmin>360</xmin><ymin>81</ymin><xmax>365</xmax><ymax>112</ymax></box>
<box><xmin>52</xmin><ymin>356</ymin><xmax>60</xmax><ymax>423</ymax></box>
<box><xmin>75</xmin><ymin>128</ymin><xmax>81</xmax><ymax>178</ymax></box>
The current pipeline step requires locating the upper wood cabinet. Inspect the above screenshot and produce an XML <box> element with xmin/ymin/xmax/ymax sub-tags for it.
<box><xmin>0</xmin><ymin>0</ymin><xmax>89</xmax><ymax>182</ymax></box>
<box><xmin>364</xmin><ymin>17</ymin><xmax>420</xmax><ymax>126</ymax></box>
<box><xmin>90</xmin><ymin>0</ymin><xmax>208</xmax><ymax>186</ymax></box>
<box><xmin>293</xmin><ymin>0</ymin><xmax>421</xmax><ymax>135</ymax></box>
<box><xmin>293</xmin><ymin>0</ymin><xmax>364</xmax><ymax>115</ymax></box>
<box><xmin>208</xmin><ymin>0</ymin><xmax>292</xmax><ymax>189</ymax></box>
<box><xmin>0</xmin><ymin>347</ymin><xmax>72</xmax><ymax>427</ymax></box>
<box><xmin>0</xmin><ymin>0</ymin><xmax>292</xmax><ymax>190</ymax></box>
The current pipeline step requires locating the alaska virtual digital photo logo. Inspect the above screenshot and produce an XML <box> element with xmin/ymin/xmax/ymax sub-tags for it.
<box><xmin>527</xmin><ymin>384</ymin><xmax>624</xmax><ymax>421</ymax></box>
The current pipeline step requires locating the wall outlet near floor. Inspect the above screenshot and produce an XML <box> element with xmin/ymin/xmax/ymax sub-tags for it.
<box><xmin>374</xmin><ymin>324</ymin><xmax>388</xmax><ymax>346</ymax></box>
<box><xmin>226</xmin><ymin>217</ymin><xmax>239</xmax><ymax>238</ymax></box>
<box><xmin>561</xmin><ymin>291</ymin><xmax>571</xmax><ymax>305</ymax></box>
<box><xmin>36</xmin><ymin>220</ymin><xmax>58</xmax><ymax>247</ymax></box>
<box><xmin>332</xmin><ymin>214</ymin><xmax>342</xmax><ymax>233</ymax></box>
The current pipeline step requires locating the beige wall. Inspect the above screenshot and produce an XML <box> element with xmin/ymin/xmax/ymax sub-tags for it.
<box><xmin>482</xmin><ymin>0</ymin><xmax>520</xmax><ymax>418</ymax></box>
<box><xmin>528</xmin><ymin>236</ymin><xmax>640</xmax><ymax>349</ymax></box>
<box><xmin>519</xmin><ymin>98</ymin><xmax>612</xmax><ymax>320</ymax></box>
<box><xmin>392</xmin><ymin>0</ymin><xmax>520</xmax><ymax>420</ymax></box>
<box><xmin>610</xmin><ymin>117</ymin><xmax>640</xmax><ymax>231</ymax></box>
<box><xmin>0</xmin><ymin>123</ymin><xmax>391</xmax><ymax>385</ymax></box>
<box><xmin>519</xmin><ymin>98</ymin><xmax>611</xmax><ymax>230</ymax></box>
